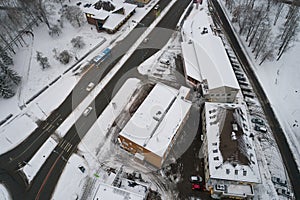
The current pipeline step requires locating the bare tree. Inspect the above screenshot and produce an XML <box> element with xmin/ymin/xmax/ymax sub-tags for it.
<box><xmin>274</xmin><ymin>3</ymin><xmax>284</xmax><ymax>26</ymax></box>
<box><xmin>71</xmin><ymin>36</ymin><xmax>85</xmax><ymax>49</ymax></box>
<box><xmin>49</xmin><ymin>24</ymin><xmax>62</xmax><ymax>37</ymax></box>
<box><xmin>277</xmin><ymin>5</ymin><xmax>299</xmax><ymax>60</ymax></box>
<box><xmin>63</xmin><ymin>6</ymin><xmax>84</xmax><ymax>27</ymax></box>
<box><xmin>36</xmin><ymin>51</ymin><xmax>50</xmax><ymax>69</ymax></box>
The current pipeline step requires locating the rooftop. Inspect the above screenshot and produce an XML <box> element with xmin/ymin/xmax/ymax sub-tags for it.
<box><xmin>83</xmin><ymin>0</ymin><xmax>137</xmax><ymax>31</ymax></box>
<box><xmin>204</xmin><ymin>102</ymin><xmax>261</xmax><ymax>183</ymax></box>
<box><xmin>119</xmin><ymin>83</ymin><xmax>191</xmax><ymax>157</ymax></box>
<box><xmin>181</xmin><ymin>6</ymin><xmax>239</xmax><ymax>90</ymax></box>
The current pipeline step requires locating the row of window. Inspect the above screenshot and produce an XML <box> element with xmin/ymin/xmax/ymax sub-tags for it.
<box><xmin>210</xmin><ymin>93</ymin><xmax>231</xmax><ymax>97</ymax></box>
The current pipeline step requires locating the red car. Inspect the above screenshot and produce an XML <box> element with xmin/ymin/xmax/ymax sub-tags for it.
<box><xmin>192</xmin><ymin>183</ymin><xmax>201</xmax><ymax>190</ymax></box>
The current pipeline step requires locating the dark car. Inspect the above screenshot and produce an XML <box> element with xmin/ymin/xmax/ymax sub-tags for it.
<box><xmin>254</xmin><ymin>125</ymin><xmax>267</xmax><ymax>133</ymax></box>
<box><xmin>276</xmin><ymin>188</ymin><xmax>292</xmax><ymax>198</ymax></box>
<box><xmin>251</xmin><ymin>118</ymin><xmax>265</xmax><ymax>125</ymax></box>
<box><xmin>271</xmin><ymin>176</ymin><xmax>287</xmax><ymax>187</ymax></box>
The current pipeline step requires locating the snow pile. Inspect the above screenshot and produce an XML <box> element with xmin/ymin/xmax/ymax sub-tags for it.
<box><xmin>0</xmin><ymin>114</ymin><xmax>37</xmax><ymax>155</ymax></box>
<box><xmin>22</xmin><ymin>137</ymin><xmax>57</xmax><ymax>183</ymax></box>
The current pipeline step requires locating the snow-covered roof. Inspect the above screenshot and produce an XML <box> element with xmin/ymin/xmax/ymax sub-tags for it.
<box><xmin>181</xmin><ymin>41</ymin><xmax>202</xmax><ymax>82</ymax></box>
<box><xmin>102</xmin><ymin>4</ymin><xmax>136</xmax><ymax>30</ymax></box>
<box><xmin>181</xmin><ymin>6</ymin><xmax>239</xmax><ymax>90</ymax></box>
<box><xmin>204</xmin><ymin>102</ymin><xmax>261</xmax><ymax>184</ymax></box>
<box><xmin>146</xmin><ymin>88</ymin><xmax>192</xmax><ymax>157</ymax></box>
<box><xmin>93</xmin><ymin>182</ymin><xmax>145</xmax><ymax>200</ymax></box>
<box><xmin>119</xmin><ymin>83</ymin><xmax>191</xmax><ymax>157</ymax></box>
<box><xmin>84</xmin><ymin>1</ymin><xmax>137</xmax><ymax>31</ymax></box>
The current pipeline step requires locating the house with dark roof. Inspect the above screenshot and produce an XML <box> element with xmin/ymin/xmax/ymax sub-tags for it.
<box><xmin>201</xmin><ymin>102</ymin><xmax>261</xmax><ymax>199</ymax></box>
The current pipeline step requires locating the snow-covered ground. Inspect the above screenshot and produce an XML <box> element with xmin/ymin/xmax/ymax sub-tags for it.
<box><xmin>218</xmin><ymin>0</ymin><xmax>300</xmax><ymax>171</ymax></box>
<box><xmin>0</xmin><ymin>0</ymin><xmax>159</xmax><ymax>123</ymax></box>
<box><xmin>0</xmin><ymin>0</ymin><xmax>160</xmax><ymax>155</ymax></box>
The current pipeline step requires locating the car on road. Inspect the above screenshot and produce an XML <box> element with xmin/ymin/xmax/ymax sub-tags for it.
<box><xmin>254</xmin><ymin>125</ymin><xmax>267</xmax><ymax>133</ymax></box>
<box><xmin>251</xmin><ymin>118</ymin><xmax>265</xmax><ymax>125</ymax></box>
<box><xmin>83</xmin><ymin>106</ymin><xmax>92</xmax><ymax>116</ymax></box>
<box><xmin>86</xmin><ymin>82</ymin><xmax>95</xmax><ymax>91</ymax></box>
<box><xmin>190</xmin><ymin>175</ymin><xmax>202</xmax><ymax>183</ymax></box>
<box><xmin>276</xmin><ymin>188</ymin><xmax>292</xmax><ymax>198</ymax></box>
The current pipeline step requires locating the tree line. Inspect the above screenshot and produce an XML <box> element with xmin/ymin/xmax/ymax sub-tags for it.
<box><xmin>225</xmin><ymin>0</ymin><xmax>299</xmax><ymax>65</ymax></box>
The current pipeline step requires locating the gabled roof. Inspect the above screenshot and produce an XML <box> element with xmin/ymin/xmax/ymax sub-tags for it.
<box><xmin>204</xmin><ymin>102</ymin><xmax>261</xmax><ymax>183</ymax></box>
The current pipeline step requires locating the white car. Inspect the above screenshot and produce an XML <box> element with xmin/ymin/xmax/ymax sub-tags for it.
<box><xmin>83</xmin><ymin>107</ymin><xmax>92</xmax><ymax>116</ymax></box>
<box><xmin>86</xmin><ymin>82</ymin><xmax>95</xmax><ymax>91</ymax></box>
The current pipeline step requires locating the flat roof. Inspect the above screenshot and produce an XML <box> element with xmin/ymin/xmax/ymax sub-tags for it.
<box><xmin>204</xmin><ymin>102</ymin><xmax>261</xmax><ymax>183</ymax></box>
<box><xmin>119</xmin><ymin>83</ymin><xmax>191</xmax><ymax>157</ymax></box>
<box><xmin>181</xmin><ymin>6</ymin><xmax>239</xmax><ymax>90</ymax></box>
<box><xmin>146</xmin><ymin>91</ymin><xmax>191</xmax><ymax>157</ymax></box>
<box><xmin>93</xmin><ymin>182</ymin><xmax>145</xmax><ymax>200</ymax></box>
<box><xmin>119</xmin><ymin>83</ymin><xmax>178</xmax><ymax>148</ymax></box>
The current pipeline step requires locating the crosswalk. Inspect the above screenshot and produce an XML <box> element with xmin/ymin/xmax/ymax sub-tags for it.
<box><xmin>57</xmin><ymin>139</ymin><xmax>73</xmax><ymax>153</ymax></box>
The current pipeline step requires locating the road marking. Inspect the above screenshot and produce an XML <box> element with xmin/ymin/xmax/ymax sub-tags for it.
<box><xmin>35</xmin><ymin>151</ymin><xmax>64</xmax><ymax>200</ymax></box>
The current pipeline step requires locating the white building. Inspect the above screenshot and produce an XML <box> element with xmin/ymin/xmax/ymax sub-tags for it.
<box><xmin>118</xmin><ymin>83</ymin><xmax>192</xmax><ymax>168</ymax></box>
<box><xmin>92</xmin><ymin>167</ymin><xmax>149</xmax><ymax>200</ymax></box>
<box><xmin>202</xmin><ymin>102</ymin><xmax>261</xmax><ymax>199</ymax></box>
<box><xmin>181</xmin><ymin>4</ymin><xmax>240</xmax><ymax>103</ymax></box>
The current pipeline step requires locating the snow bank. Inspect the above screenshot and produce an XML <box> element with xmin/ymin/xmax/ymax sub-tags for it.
<box><xmin>51</xmin><ymin>154</ymin><xmax>87</xmax><ymax>200</ymax></box>
<box><xmin>0</xmin><ymin>115</ymin><xmax>37</xmax><ymax>155</ymax></box>
<box><xmin>0</xmin><ymin>184</ymin><xmax>11</xmax><ymax>200</ymax></box>
<box><xmin>22</xmin><ymin>137</ymin><xmax>57</xmax><ymax>183</ymax></box>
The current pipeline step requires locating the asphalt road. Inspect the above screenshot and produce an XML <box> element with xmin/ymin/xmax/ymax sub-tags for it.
<box><xmin>209</xmin><ymin>0</ymin><xmax>300</xmax><ymax>199</ymax></box>
<box><xmin>0</xmin><ymin>0</ymin><xmax>192</xmax><ymax>199</ymax></box>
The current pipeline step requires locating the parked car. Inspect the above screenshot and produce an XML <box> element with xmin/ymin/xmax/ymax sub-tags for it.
<box><xmin>192</xmin><ymin>183</ymin><xmax>202</xmax><ymax>190</ymax></box>
<box><xmin>190</xmin><ymin>175</ymin><xmax>202</xmax><ymax>183</ymax></box>
<box><xmin>271</xmin><ymin>176</ymin><xmax>287</xmax><ymax>187</ymax></box>
<box><xmin>251</xmin><ymin>118</ymin><xmax>265</xmax><ymax>125</ymax></box>
<box><xmin>83</xmin><ymin>106</ymin><xmax>92</xmax><ymax>116</ymax></box>
<box><xmin>276</xmin><ymin>188</ymin><xmax>292</xmax><ymax>198</ymax></box>
<box><xmin>159</xmin><ymin>58</ymin><xmax>170</xmax><ymax>65</ymax></box>
<box><xmin>254</xmin><ymin>125</ymin><xmax>267</xmax><ymax>133</ymax></box>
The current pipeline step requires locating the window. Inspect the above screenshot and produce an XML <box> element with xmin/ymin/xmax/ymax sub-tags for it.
<box><xmin>211</xmin><ymin>94</ymin><xmax>215</xmax><ymax>97</ymax></box>
<box><xmin>216</xmin><ymin>94</ymin><xmax>220</xmax><ymax>97</ymax></box>
<box><xmin>226</xmin><ymin>169</ymin><xmax>230</xmax><ymax>174</ymax></box>
<box><xmin>243</xmin><ymin>170</ymin><xmax>247</xmax><ymax>176</ymax></box>
<box><xmin>227</xmin><ymin>93</ymin><xmax>231</xmax><ymax>96</ymax></box>
<box><xmin>213</xmin><ymin>149</ymin><xmax>218</xmax><ymax>153</ymax></box>
<box><xmin>222</xmin><ymin>93</ymin><xmax>225</xmax><ymax>96</ymax></box>
<box><xmin>235</xmin><ymin>170</ymin><xmax>238</xmax><ymax>175</ymax></box>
